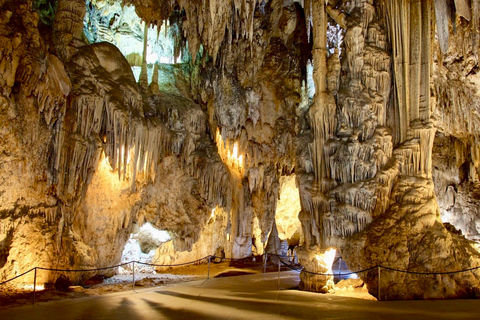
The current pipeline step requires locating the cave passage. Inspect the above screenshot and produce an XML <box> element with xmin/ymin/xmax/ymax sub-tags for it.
<box><xmin>1</xmin><ymin>0</ymin><xmax>480</xmax><ymax>303</ymax></box>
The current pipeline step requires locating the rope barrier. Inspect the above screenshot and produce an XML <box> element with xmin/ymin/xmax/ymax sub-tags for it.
<box><xmin>0</xmin><ymin>257</ymin><xmax>212</xmax><ymax>286</ymax></box>
<box><xmin>379</xmin><ymin>265</ymin><xmax>480</xmax><ymax>275</ymax></box>
<box><xmin>262</xmin><ymin>253</ymin><xmax>297</xmax><ymax>260</ymax></box>
<box><xmin>275</xmin><ymin>255</ymin><xmax>480</xmax><ymax>277</ymax></box>
<box><xmin>36</xmin><ymin>262</ymin><xmax>132</xmax><ymax>273</ymax></box>
<box><xmin>293</xmin><ymin>264</ymin><xmax>480</xmax><ymax>277</ymax></box>
<box><xmin>300</xmin><ymin>265</ymin><xmax>378</xmax><ymax>276</ymax></box>
<box><xmin>135</xmin><ymin>256</ymin><xmax>210</xmax><ymax>267</ymax></box>
<box><xmin>0</xmin><ymin>268</ymin><xmax>36</xmax><ymax>286</ymax></box>
<box><xmin>209</xmin><ymin>255</ymin><xmax>258</xmax><ymax>262</ymax></box>
<box><xmin>2</xmin><ymin>254</ymin><xmax>480</xmax><ymax>287</ymax></box>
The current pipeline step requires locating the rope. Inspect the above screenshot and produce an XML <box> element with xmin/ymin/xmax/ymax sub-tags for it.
<box><xmin>263</xmin><ymin>253</ymin><xmax>297</xmax><ymax>260</ymax></box>
<box><xmin>291</xmin><ymin>264</ymin><xmax>480</xmax><ymax>277</ymax></box>
<box><xmin>36</xmin><ymin>262</ymin><xmax>132</xmax><ymax>273</ymax></box>
<box><xmin>0</xmin><ymin>257</ymin><xmax>211</xmax><ymax>286</ymax></box>
<box><xmin>279</xmin><ymin>259</ymin><xmax>302</xmax><ymax>271</ymax></box>
<box><xmin>278</xmin><ymin>258</ymin><xmax>378</xmax><ymax>276</ymax></box>
<box><xmin>300</xmin><ymin>265</ymin><xmax>378</xmax><ymax>276</ymax></box>
<box><xmin>135</xmin><ymin>256</ymin><xmax>210</xmax><ymax>267</ymax></box>
<box><xmin>209</xmin><ymin>255</ymin><xmax>260</xmax><ymax>262</ymax></box>
<box><xmin>3</xmin><ymin>254</ymin><xmax>480</xmax><ymax>286</ymax></box>
<box><xmin>0</xmin><ymin>268</ymin><xmax>36</xmax><ymax>286</ymax></box>
<box><xmin>379</xmin><ymin>264</ymin><xmax>480</xmax><ymax>275</ymax></box>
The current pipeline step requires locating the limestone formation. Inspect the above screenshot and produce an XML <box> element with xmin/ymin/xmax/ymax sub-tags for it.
<box><xmin>1</xmin><ymin>0</ymin><xmax>480</xmax><ymax>300</ymax></box>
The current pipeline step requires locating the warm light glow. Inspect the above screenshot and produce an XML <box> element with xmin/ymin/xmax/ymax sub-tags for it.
<box><xmin>98</xmin><ymin>151</ymin><xmax>130</xmax><ymax>187</ymax></box>
<box><xmin>101</xmin><ymin>147</ymin><xmax>135</xmax><ymax>179</ymax></box>
<box><xmin>316</xmin><ymin>248</ymin><xmax>337</xmax><ymax>274</ymax></box>
<box><xmin>215</xmin><ymin>128</ymin><xmax>244</xmax><ymax>173</ymax></box>
<box><xmin>101</xmin><ymin>153</ymin><xmax>114</xmax><ymax>172</ymax></box>
<box><xmin>232</xmin><ymin>143</ymin><xmax>238</xmax><ymax>158</ymax></box>
<box><xmin>275</xmin><ymin>175</ymin><xmax>302</xmax><ymax>242</ymax></box>
<box><xmin>118</xmin><ymin>145</ymin><xmax>133</xmax><ymax>166</ymax></box>
<box><xmin>207</xmin><ymin>207</ymin><xmax>217</xmax><ymax>223</ymax></box>
<box><xmin>226</xmin><ymin>233</ymin><xmax>230</xmax><ymax>241</ymax></box>
<box><xmin>22</xmin><ymin>284</ymin><xmax>45</xmax><ymax>291</ymax></box>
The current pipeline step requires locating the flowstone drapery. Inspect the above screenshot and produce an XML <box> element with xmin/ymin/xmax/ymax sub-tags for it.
<box><xmin>297</xmin><ymin>0</ymin><xmax>480</xmax><ymax>297</ymax></box>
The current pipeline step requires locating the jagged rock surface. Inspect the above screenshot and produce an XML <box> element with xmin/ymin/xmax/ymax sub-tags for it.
<box><xmin>432</xmin><ymin>12</ymin><xmax>480</xmax><ymax>244</ymax></box>
<box><xmin>296</xmin><ymin>0</ymin><xmax>480</xmax><ymax>298</ymax></box>
<box><xmin>343</xmin><ymin>176</ymin><xmax>480</xmax><ymax>299</ymax></box>
<box><xmin>1</xmin><ymin>0</ymin><xmax>305</xmax><ymax>285</ymax></box>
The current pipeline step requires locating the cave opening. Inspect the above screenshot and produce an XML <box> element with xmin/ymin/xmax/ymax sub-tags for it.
<box><xmin>83</xmin><ymin>0</ymin><xmax>186</xmax><ymax>86</ymax></box>
<box><xmin>118</xmin><ymin>222</ymin><xmax>171</xmax><ymax>274</ymax></box>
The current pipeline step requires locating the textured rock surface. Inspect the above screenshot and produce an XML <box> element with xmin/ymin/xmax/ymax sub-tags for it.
<box><xmin>432</xmin><ymin>11</ymin><xmax>480</xmax><ymax>244</ymax></box>
<box><xmin>293</xmin><ymin>0</ymin><xmax>480</xmax><ymax>298</ymax></box>
<box><xmin>1</xmin><ymin>0</ymin><xmax>480</xmax><ymax>300</ymax></box>
<box><xmin>344</xmin><ymin>176</ymin><xmax>480</xmax><ymax>299</ymax></box>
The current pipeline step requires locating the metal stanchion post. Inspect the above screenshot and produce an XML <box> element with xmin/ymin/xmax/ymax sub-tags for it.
<box><xmin>264</xmin><ymin>253</ymin><xmax>267</xmax><ymax>274</ymax></box>
<box><xmin>132</xmin><ymin>261</ymin><xmax>135</xmax><ymax>291</ymax></box>
<box><xmin>277</xmin><ymin>260</ymin><xmax>281</xmax><ymax>287</ymax></box>
<box><xmin>338</xmin><ymin>257</ymin><xmax>342</xmax><ymax>280</ymax></box>
<box><xmin>377</xmin><ymin>265</ymin><xmax>381</xmax><ymax>301</ymax></box>
<box><xmin>207</xmin><ymin>256</ymin><xmax>211</xmax><ymax>279</ymax></box>
<box><xmin>33</xmin><ymin>268</ymin><xmax>37</xmax><ymax>305</ymax></box>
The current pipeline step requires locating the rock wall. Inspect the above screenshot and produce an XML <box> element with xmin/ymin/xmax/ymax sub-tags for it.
<box><xmin>298</xmin><ymin>0</ymin><xmax>480</xmax><ymax>298</ymax></box>
<box><xmin>0</xmin><ymin>0</ymin><xmax>306</xmax><ymax>285</ymax></box>
<box><xmin>0</xmin><ymin>1</ymin><xmax>69</xmax><ymax>285</ymax></box>
<box><xmin>432</xmin><ymin>11</ymin><xmax>480</xmax><ymax>243</ymax></box>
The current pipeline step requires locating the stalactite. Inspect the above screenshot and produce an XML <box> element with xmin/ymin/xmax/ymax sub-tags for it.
<box><xmin>309</xmin><ymin>0</ymin><xmax>337</xmax><ymax>190</ymax></box>
<box><xmin>326</xmin><ymin>50</ymin><xmax>341</xmax><ymax>95</ymax></box>
<box><xmin>408</xmin><ymin>119</ymin><xmax>436</xmax><ymax>178</ymax></box>
<box><xmin>435</xmin><ymin>0</ymin><xmax>451</xmax><ymax>54</ymax></box>
<box><xmin>138</xmin><ymin>22</ymin><xmax>149</xmax><ymax>91</ymax></box>
<box><xmin>53</xmin><ymin>0</ymin><xmax>86</xmax><ymax>61</ymax></box>
<box><xmin>384</xmin><ymin>0</ymin><xmax>433</xmax><ymax>142</ymax></box>
<box><xmin>56</xmin><ymin>82</ymin><xmax>236</xmax><ymax>226</ymax></box>
<box><xmin>434</xmin><ymin>74</ymin><xmax>478</xmax><ymax>138</ymax></box>
<box><xmin>419</xmin><ymin>0</ymin><xmax>432</xmax><ymax>121</ymax></box>
<box><xmin>385</xmin><ymin>0</ymin><xmax>409</xmax><ymax>143</ymax></box>
<box><xmin>303</xmin><ymin>0</ymin><xmax>313</xmax><ymax>42</ymax></box>
<box><xmin>35</xmin><ymin>55</ymin><xmax>72</xmax><ymax>129</ymax></box>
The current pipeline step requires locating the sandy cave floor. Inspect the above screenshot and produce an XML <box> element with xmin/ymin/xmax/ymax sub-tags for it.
<box><xmin>0</xmin><ymin>260</ymin><xmax>373</xmax><ymax>309</ymax></box>
<box><xmin>3</xmin><ymin>271</ymin><xmax>480</xmax><ymax>320</ymax></box>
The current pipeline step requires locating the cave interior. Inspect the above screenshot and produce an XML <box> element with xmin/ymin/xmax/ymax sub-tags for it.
<box><xmin>1</xmin><ymin>0</ymin><xmax>480</xmax><ymax>300</ymax></box>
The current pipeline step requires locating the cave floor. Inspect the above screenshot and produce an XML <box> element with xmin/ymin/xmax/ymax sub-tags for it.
<box><xmin>1</xmin><ymin>271</ymin><xmax>479</xmax><ymax>319</ymax></box>
<box><xmin>0</xmin><ymin>260</ymin><xmax>284</xmax><ymax>308</ymax></box>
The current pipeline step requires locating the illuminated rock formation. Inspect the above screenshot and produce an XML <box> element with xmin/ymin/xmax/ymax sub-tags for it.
<box><xmin>1</xmin><ymin>0</ymin><xmax>480</xmax><ymax>300</ymax></box>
